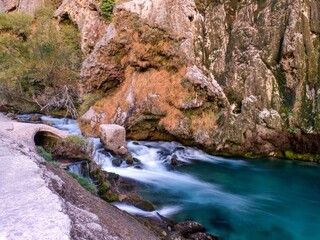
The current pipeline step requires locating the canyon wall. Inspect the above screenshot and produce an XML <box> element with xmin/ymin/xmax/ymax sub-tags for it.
<box><xmin>62</xmin><ymin>0</ymin><xmax>320</xmax><ymax>158</ymax></box>
<box><xmin>8</xmin><ymin>0</ymin><xmax>320</xmax><ymax>158</ymax></box>
<box><xmin>0</xmin><ymin>0</ymin><xmax>45</xmax><ymax>13</ymax></box>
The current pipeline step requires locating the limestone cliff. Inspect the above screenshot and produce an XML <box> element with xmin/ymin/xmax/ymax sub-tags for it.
<box><xmin>58</xmin><ymin>0</ymin><xmax>320</xmax><ymax>159</ymax></box>
<box><xmin>0</xmin><ymin>0</ymin><xmax>45</xmax><ymax>13</ymax></box>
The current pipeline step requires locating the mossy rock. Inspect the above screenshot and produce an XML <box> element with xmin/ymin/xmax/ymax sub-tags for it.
<box><xmin>284</xmin><ymin>150</ymin><xmax>320</xmax><ymax>162</ymax></box>
<box><xmin>102</xmin><ymin>192</ymin><xmax>119</xmax><ymax>202</ymax></box>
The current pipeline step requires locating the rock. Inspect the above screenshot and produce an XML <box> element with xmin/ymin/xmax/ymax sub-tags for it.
<box><xmin>188</xmin><ymin>232</ymin><xmax>219</xmax><ymax>240</ymax></box>
<box><xmin>167</xmin><ymin>233</ymin><xmax>186</xmax><ymax>240</ymax></box>
<box><xmin>258</xmin><ymin>109</ymin><xmax>282</xmax><ymax>130</ymax></box>
<box><xmin>112</xmin><ymin>157</ymin><xmax>123</xmax><ymax>167</ymax></box>
<box><xmin>6</xmin><ymin>113</ymin><xmax>16</xmax><ymax>119</ymax></box>
<box><xmin>125</xmin><ymin>155</ymin><xmax>134</xmax><ymax>165</ymax></box>
<box><xmin>99</xmin><ymin>124</ymin><xmax>132</xmax><ymax>159</ymax></box>
<box><xmin>28</xmin><ymin>115</ymin><xmax>41</xmax><ymax>122</ymax></box>
<box><xmin>174</xmin><ymin>221</ymin><xmax>206</xmax><ymax>237</ymax></box>
<box><xmin>170</xmin><ymin>154</ymin><xmax>178</xmax><ymax>165</ymax></box>
<box><xmin>42</xmin><ymin>120</ymin><xmax>52</xmax><ymax>126</ymax></box>
<box><xmin>73</xmin><ymin>0</ymin><xmax>320</xmax><ymax>160</ymax></box>
<box><xmin>131</xmin><ymin>198</ymin><xmax>155</xmax><ymax>212</ymax></box>
<box><xmin>0</xmin><ymin>0</ymin><xmax>44</xmax><ymax>14</ymax></box>
<box><xmin>106</xmin><ymin>172</ymin><xmax>119</xmax><ymax>181</ymax></box>
<box><xmin>80</xmin><ymin>107</ymin><xmax>106</xmax><ymax>130</ymax></box>
<box><xmin>54</xmin><ymin>0</ymin><xmax>108</xmax><ymax>54</ymax></box>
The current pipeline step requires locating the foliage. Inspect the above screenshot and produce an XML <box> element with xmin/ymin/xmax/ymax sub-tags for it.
<box><xmin>36</xmin><ymin>146</ymin><xmax>59</xmax><ymax>168</ymax></box>
<box><xmin>68</xmin><ymin>172</ymin><xmax>97</xmax><ymax>193</ymax></box>
<box><xmin>51</xmin><ymin>135</ymin><xmax>93</xmax><ymax>159</ymax></box>
<box><xmin>65</xmin><ymin>135</ymin><xmax>90</xmax><ymax>151</ymax></box>
<box><xmin>37</xmin><ymin>146</ymin><xmax>52</xmax><ymax>161</ymax></box>
<box><xmin>100</xmin><ymin>0</ymin><xmax>115</xmax><ymax>21</ymax></box>
<box><xmin>0</xmin><ymin>8</ymin><xmax>82</xmax><ymax>117</ymax></box>
<box><xmin>287</xmin><ymin>127</ymin><xmax>298</xmax><ymax>134</ymax></box>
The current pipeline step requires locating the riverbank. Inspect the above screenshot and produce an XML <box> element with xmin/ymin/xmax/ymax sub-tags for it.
<box><xmin>0</xmin><ymin>113</ymin><xmax>158</xmax><ymax>240</ymax></box>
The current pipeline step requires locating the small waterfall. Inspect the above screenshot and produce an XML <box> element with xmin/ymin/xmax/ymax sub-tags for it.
<box><xmin>67</xmin><ymin>161</ymin><xmax>92</xmax><ymax>182</ymax></box>
<box><xmin>113</xmin><ymin>203</ymin><xmax>181</xmax><ymax>219</ymax></box>
<box><xmin>67</xmin><ymin>162</ymin><xmax>82</xmax><ymax>176</ymax></box>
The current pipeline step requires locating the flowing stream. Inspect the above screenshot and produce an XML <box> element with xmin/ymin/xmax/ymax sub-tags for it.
<box><xmin>20</xmin><ymin>114</ymin><xmax>320</xmax><ymax>240</ymax></box>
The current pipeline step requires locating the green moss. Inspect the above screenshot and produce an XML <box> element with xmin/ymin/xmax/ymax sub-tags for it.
<box><xmin>284</xmin><ymin>150</ymin><xmax>320</xmax><ymax>162</ymax></box>
<box><xmin>102</xmin><ymin>192</ymin><xmax>119</xmax><ymax>202</ymax></box>
<box><xmin>244</xmin><ymin>152</ymin><xmax>256</xmax><ymax>158</ymax></box>
<box><xmin>98</xmin><ymin>181</ymin><xmax>110</xmax><ymax>195</ymax></box>
<box><xmin>68</xmin><ymin>172</ymin><xmax>97</xmax><ymax>193</ymax></box>
<box><xmin>231</xmin><ymin>144</ymin><xmax>239</xmax><ymax>151</ymax></box>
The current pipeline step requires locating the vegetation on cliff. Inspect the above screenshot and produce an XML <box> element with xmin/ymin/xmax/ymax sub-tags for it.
<box><xmin>100</xmin><ymin>0</ymin><xmax>115</xmax><ymax>21</ymax></box>
<box><xmin>0</xmin><ymin>7</ymin><xmax>82</xmax><ymax>116</ymax></box>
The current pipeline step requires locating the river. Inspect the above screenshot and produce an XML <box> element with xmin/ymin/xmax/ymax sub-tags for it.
<box><xmin>19</xmin><ymin>114</ymin><xmax>320</xmax><ymax>240</ymax></box>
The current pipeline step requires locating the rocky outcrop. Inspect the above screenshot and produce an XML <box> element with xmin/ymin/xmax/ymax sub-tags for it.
<box><xmin>0</xmin><ymin>0</ymin><xmax>45</xmax><ymax>13</ymax></box>
<box><xmin>54</xmin><ymin>0</ymin><xmax>108</xmax><ymax>54</ymax></box>
<box><xmin>58</xmin><ymin>0</ymin><xmax>320</xmax><ymax>160</ymax></box>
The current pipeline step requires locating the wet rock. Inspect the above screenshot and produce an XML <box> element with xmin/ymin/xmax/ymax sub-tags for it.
<box><xmin>125</xmin><ymin>155</ymin><xmax>134</xmax><ymax>165</ymax></box>
<box><xmin>128</xmin><ymin>197</ymin><xmax>155</xmax><ymax>212</ymax></box>
<box><xmin>99</xmin><ymin>124</ymin><xmax>132</xmax><ymax>160</ymax></box>
<box><xmin>112</xmin><ymin>157</ymin><xmax>123</xmax><ymax>167</ymax></box>
<box><xmin>106</xmin><ymin>172</ymin><xmax>119</xmax><ymax>181</ymax></box>
<box><xmin>171</xmin><ymin>154</ymin><xmax>178</xmax><ymax>165</ymax></box>
<box><xmin>188</xmin><ymin>232</ymin><xmax>219</xmax><ymax>240</ymax></box>
<box><xmin>29</xmin><ymin>115</ymin><xmax>41</xmax><ymax>122</ymax></box>
<box><xmin>167</xmin><ymin>232</ymin><xmax>186</xmax><ymax>240</ymax></box>
<box><xmin>42</xmin><ymin>120</ymin><xmax>52</xmax><ymax>126</ymax></box>
<box><xmin>174</xmin><ymin>221</ymin><xmax>206</xmax><ymax>237</ymax></box>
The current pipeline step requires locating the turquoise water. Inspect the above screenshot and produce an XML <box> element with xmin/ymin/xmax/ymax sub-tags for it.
<box><xmin>136</xmin><ymin>156</ymin><xmax>320</xmax><ymax>240</ymax></box>
<box><xmin>19</xmin><ymin>114</ymin><xmax>320</xmax><ymax>240</ymax></box>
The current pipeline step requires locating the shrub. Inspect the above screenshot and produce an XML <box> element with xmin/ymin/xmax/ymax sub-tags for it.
<box><xmin>100</xmin><ymin>0</ymin><xmax>115</xmax><ymax>21</ymax></box>
<box><xmin>0</xmin><ymin>8</ymin><xmax>82</xmax><ymax>117</ymax></box>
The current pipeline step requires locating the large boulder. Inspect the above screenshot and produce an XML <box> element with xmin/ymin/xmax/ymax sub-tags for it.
<box><xmin>99</xmin><ymin>124</ymin><xmax>132</xmax><ymax>163</ymax></box>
